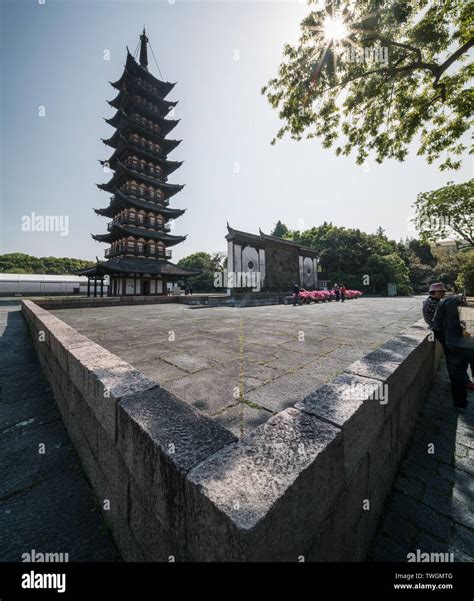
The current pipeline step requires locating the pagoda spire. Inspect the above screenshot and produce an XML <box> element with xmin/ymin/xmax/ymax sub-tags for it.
<box><xmin>139</xmin><ymin>27</ymin><xmax>149</xmax><ymax>70</ymax></box>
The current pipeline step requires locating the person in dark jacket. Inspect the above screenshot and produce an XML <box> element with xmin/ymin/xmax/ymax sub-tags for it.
<box><xmin>433</xmin><ymin>295</ymin><xmax>474</xmax><ymax>408</ymax></box>
<box><xmin>293</xmin><ymin>283</ymin><xmax>300</xmax><ymax>306</ymax></box>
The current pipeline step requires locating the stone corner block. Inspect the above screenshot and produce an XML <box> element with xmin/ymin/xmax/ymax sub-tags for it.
<box><xmin>118</xmin><ymin>386</ymin><xmax>236</xmax><ymax>534</ymax></box>
<box><xmin>295</xmin><ymin>372</ymin><xmax>386</xmax><ymax>478</ymax></box>
<box><xmin>67</xmin><ymin>344</ymin><xmax>156</xmax><ymax>441</ymax></box>
<box><xmin>185</xmin><ymin>407</ymin><xmax>343</xmax><ymax>561</ymax></box>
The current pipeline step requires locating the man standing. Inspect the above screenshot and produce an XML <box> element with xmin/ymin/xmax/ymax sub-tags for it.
<box><xmin>423</xmin><ymin>283</ymin><xmax>474</xmax><ymax>398</ymax></box>
<box><xmin>340</xmin><ymin>284</ymin><xmax>346</xmax><ymax>302</ymax></box>
<box><xmin>433</xmin><ymin>294</ymin><xmax>474</xmax><ymax>408</ymax></box>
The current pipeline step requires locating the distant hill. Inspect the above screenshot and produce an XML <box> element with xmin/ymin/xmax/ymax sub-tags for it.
<box><xmin>0</xmin><ymin>253</ymin><xmax>95</xmax><ymax>275</ymax></box>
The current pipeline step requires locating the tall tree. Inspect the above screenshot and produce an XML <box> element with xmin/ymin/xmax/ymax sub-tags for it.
<box><xmin>414</xmin><ymin>179</ymin><xmax>474</xmax><ymax>247</ymax></box>
<box><xmin>262</xmin><ymin>0</ymin><xmax>473</xmax><ymax>170</ymax></box>
<box><xmin>407</xmin><ymin>238</ymin><xmax>437</xmax><ymax>266</ymax></box>
<box><xmin>270</xmin><ymin>220</ymin><xmax>289</xmax><ymax>238</ymax></box>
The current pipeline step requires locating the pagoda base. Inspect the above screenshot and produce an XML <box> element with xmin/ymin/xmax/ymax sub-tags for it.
<box><xmin>108</xmin><ymin>275</ymin><xmax>167</xmax><ymax>297</ymax></box>
<box><xmin>77</xmin><ymin>257</ymin><xmax>200</xmax><ymax>298</ymax></box>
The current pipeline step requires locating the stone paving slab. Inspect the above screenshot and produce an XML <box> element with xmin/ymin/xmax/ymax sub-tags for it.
<box><xmin>369</xmin><ymin>361</ymin><xmax>474</xmax><ymax>562</ymax></box>
<box><xmin>52</xmin><ymin>297</ymin><xmax>423</xmax><ymax>438</ymax></box>
<box><xmin>0</xmin><ymin>304</ymin><xmax>119</xmax><ymax>561</ymax></box>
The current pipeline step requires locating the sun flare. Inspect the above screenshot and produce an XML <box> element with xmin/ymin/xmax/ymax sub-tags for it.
<box><xmin>323</xmin><ymin>15</ymin><xmax>348</xmax><ymax>42</ymax></box>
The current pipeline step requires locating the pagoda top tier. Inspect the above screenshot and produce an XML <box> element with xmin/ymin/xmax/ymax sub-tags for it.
<box><xmin>111</xmin><ymin>48</ymin><xmax>176</xmax><ymax>101</ymax></box>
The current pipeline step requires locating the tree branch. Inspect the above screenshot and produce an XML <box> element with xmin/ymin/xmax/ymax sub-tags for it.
<box><xmin>437</xmin><ymin>38</ymin><xmax>474</xmax><ymax>78</ymax></box>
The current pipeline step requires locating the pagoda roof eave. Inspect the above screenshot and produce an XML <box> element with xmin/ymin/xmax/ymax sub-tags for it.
<box><xmin>92</xmin><ymin>224</ymin><xmax>187</xmax><ymax>246</ymax></box>
<box><xmin>123</xmin><ymin>102</ymin><xmax>180</xmax><ymax>132</ymax></box>
<box><xmin>108</xmin><ymin>89</ymin><xmax>178</xmax><ymax>115</ymax></box>
<box><xmin>79</xmin><ymin>257</ymin><xmax>200</xmax><ymax>278</ymax></box>
<box><xmin>116</xmin><ymin>162</ymin><xmax>184</xmax><ymax>191</ymax></box>
<box><xmin>94</xmin><ymin>191</ymin><xmax>186</xmax><ymax>218</ymax></box>
<box><xmin>101</xmin><ymin>143</ymin><xmax>183</xmax><ymax>176</ymax></box>
<box><xmin>97</xmin><ymin>176</ymin><xmax>184</xmax><ymax>199</ymax></box>
<box><xmin>110</xmin><ymin>54</ymin><xmax>175</xmax><ymax>98</ymax></box>
<box><xmin>101</xmin><ymin>128</ymin><xmax>181</xmax><ymax>156</ymax></box>
<box><xmin>110</xmin><ymin>118</ymin><xmax>181</xmax><ymax>151</ymax></box>
<box><xmin>105</xmin><ymin>108</ymin><xmax>180</xmax><ymax>136</ymax></box>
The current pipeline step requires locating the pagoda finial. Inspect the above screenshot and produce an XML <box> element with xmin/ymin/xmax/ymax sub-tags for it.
<box><xmin>139</xmin><ymin>27</ymin><xmax>149</xmax><ymax>69</ymax></box>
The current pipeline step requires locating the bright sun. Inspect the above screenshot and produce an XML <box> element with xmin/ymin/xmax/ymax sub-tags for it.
<box><xmin>323</xmin><ymin>16</ymin><xmax>348</xmax><ymax>42</ymax></box>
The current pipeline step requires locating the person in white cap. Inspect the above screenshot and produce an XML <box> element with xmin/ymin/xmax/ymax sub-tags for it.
<box><xmin>422</xmin><ymin>282</ymin><xmax>447</xmax><ymax>329</ymax></box>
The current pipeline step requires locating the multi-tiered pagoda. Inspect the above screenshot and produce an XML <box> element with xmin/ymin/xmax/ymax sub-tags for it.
<box><xmin>81</xmin><ymin>29</ymin><xmax>198</xmax><ymax>297</ymax></box>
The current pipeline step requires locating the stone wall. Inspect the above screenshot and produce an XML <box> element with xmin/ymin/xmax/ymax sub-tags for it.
<box><xmin>22</xmin><ymin>299</ymin><xmax>443</xmax><ymax>561</ymax></box>
<box><xmin>265</xmin><ymin>244</ymin><xmax>300</xmax><ymax>291</ymax></box>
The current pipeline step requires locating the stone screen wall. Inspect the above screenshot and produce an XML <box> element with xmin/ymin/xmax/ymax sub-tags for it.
<box><xmin>226</xmin><ymin>229</ymin><xmax>319</xmax><ymax>293</ymax></box>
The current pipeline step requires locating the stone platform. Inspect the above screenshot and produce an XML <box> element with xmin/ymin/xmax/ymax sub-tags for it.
<box><xmin>52</xmin><ymin>297</ymin><xmax>422</xmax><ymax>438</ymax></box>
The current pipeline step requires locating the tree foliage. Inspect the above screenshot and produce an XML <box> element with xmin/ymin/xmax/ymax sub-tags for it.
<box><xmin>407</xmin><ymin>237</ymin><xmax>437</xmax><ymax>266</ymax></box>
<box><xmin>455</xmin><ymin>249</ymin><xmax>474</xmax><ymax>294</ymax></box>
<box><xmin>414</xmin><ymin>179</ymin><xmax>474</xmax><ymax>246</ymax></box>
<box><xmin>366</xmin><ymin>253</ymin><xmax>411</xmax><ymax>294</ymax></box>
<box><xmin>177</xmin><ymin>252</ymin><xmax>224</xmax><ymax>291</ymax></box>
<box><xmin>407</xmin><ymin>252</ymin><xmax>435</xmax><ymax>292</ymax></box>
<box><xmin>0</xmin><ymin>253</ymin><xmax>95</xmax><ymax>274</ymax></box>
<box><xmin>262</xmin><ymin>0</ymin><xmax>473</xmax><ymax>170</ymax></box>
<box><xmin>285</xmin><ymin>221</ymin><xmax>412</xmax><ymax>293</ymax></box>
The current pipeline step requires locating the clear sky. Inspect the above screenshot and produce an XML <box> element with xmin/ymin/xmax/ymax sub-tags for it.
<box><xmin>0</xmin><ymin>0</ymin><xmax>471</xmax><ymax>262</ymax></box>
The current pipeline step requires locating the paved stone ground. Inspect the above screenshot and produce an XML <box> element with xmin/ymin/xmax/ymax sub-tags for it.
<box><xmin>370</xmin><ymin>360</ymin><xmax>474</xmax><ymax>562</ymax></box>
<box><xmin>53</xmin><ymin>297</ymin><xmax>422</xmax><ymax>438</ymax></box>
<box><xmin>0</xmin><ymin>302</ymin><xmax>119</xmax><ymax>561</ymax></box>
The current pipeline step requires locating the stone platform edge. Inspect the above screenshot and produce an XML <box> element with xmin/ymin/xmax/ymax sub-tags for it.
<box><xmin>32</xmin><ymin>291</ymin><xmax>301</xmax><ymax>310</ymax></box>
<box><xmin>21</xmin><ymin>299</ymin><xmax>443</xmax><ymax>561</ymax></box>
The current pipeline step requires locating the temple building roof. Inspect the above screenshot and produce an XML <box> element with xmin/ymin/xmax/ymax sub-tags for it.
<box><xmin>226</xmin><ymin>224</ymin><xmax>319</xmax><ymax>257</ymax></box>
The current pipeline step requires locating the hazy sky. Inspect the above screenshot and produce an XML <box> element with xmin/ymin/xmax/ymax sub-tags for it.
<box><xmin>1</xmin><ymin>0</ymin><xmax>471</xmax><ymax>262</ymax></box>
